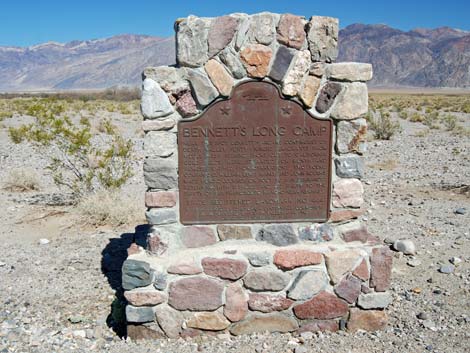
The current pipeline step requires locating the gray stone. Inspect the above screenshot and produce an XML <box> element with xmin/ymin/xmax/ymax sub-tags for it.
<box><xmin>235</xmin><ymin>16</ymin><xmax>251</xmax><ymax>50</ymax></box>
<box><xmin>256</xmin><ymin>224</ymin><xmax>298</xmax><ymax>246</ymax></box>
<box><xmin>143</xmin><ymin>156</ymin><xmax>178</xmax><ymax>189</ymax></box>
<box><xmin>315</xmin><ymin>82</ymin><xmax>342</xmax><ymax>114</ymax></box>
<box><xmin>269</xmin><ymin>45</ymin><xmax>295</xmax><ymax>82</ymax></box>
<box><xmin>251</xmin><ymin>12</ymin><xmax>279</xmax><ymax>45</ymax></box>
<box><xmin>153</xmin><ymin>272</ymin><xmax>167</xmax><ymax>290</ymax></box>
<box><xmin>144</xmin><ymin>131</ymin><xmax>177</xmax><ymax>158</ymax></box>
<box><xmin>335</xmin><ymin>155</ymin><xmax>365</xmax><ymax>179</ymax></box>
<box><xmin>143</xmin><ymin>66</ymin><xmax>189</xmax><ymax>95</ymax></box>
<box><xmin>439</xmin><ymin>264</ymin><xmax>455</xmax><ymax>274</ymax></box>
<box><xmin>455</xmin><ymin>207</ymin><xmax>466</xmax><ymax>215</ymax></box>
<box><xmin>307</xmin><ymin>16</ymin><xmax>339</xmax><ymax>62</ymax></box>
<box><xmin>282</xmin><ymin>50</ymin><xmax>311</xmax><ymax>96</ymax></box>
<box><xmin>219</xmin><ymin>48</ymin><xmax>247</xmax><ymax>79</ymax></box>
<box><xmin>186</xmin><ymin>68</ymin><xmax>219</xmax><ymax>106</ymax></box>
<box><xmin>176</xmin><ymin>16</ymin><xmax>211</xmax><ymax>67</ymax></box>
<box><xmin>331</xmin><ymin>82</ymin><xmax>368</xmax><ymax>120</ymax></box>
<box><xmin>145</xmin><ymin>208</ymin><xmax>177</xmax><ymax>225</ymax></box>
<box><xmin>141</xmin><ymin>78</ymin><xmax>174</xmax><ymax>119</ymax></box>
<box><xmin>298</xmin><ymin>224</ymin><xmax>334</xmax><ymax>242</ymax></box>
<box><xmin>336</xmin><ymin>119</ymin><xmax>368</xmax><ymax>155</ymax></box>
<box><xmin>393</xmin><ymin>239</ymin><xmax>416</xmax><ymax>255</ymax></box>
<box><xmin>230</xmin><ymin>313</ymin><xmax>298</xmax><ymax>335</ymax></box>
<box><xmin>287</xmin><ymin>270</ymin><xmax>328</xmax><ymax>300</ymax></box>
<box><xmin>244</xmin><ymin>270</ymin><xmax>291</xmax><ymax>291</ymax></box>
<box><xmin>325</xmin><ymin>63</ymin><xmax>373</xmax><ymax>82</ymax></box>
<box><xmin>122</xmin><ymin>259</ymin><xmax>153</xmax><ymax>290</ymax></box>
<box><xmin>126</xmin><ymin>305</ymin><xmax>156</xmax><ymax>323</ymax></box>
<box><xmin>334</xmin><ymin>274</ymin><xmax>362</xmax><ymax>304</ymax></box>
<box><xmin>407</xmin><ymin>258</ymin><xmax>422</xmax><ymax>267</ymax></box>
<box><xmin>244</xmin><ymin>252</ymin><xmax>271</xmax><ymax>267</ymax></box>
<box><xmin>142</xmin><ymin>117</ymin><xmax>177</xmax><ymax>132</ymax></box>
<box><xmin>155</xmin><ymin>305</ymin><xmax>183</xmax><ymax>338</ymax></box>
<box><xmin>208</xmin><ymin>16</ymin><xmax>239</xmax><ymax>57</ymax></box>
<box><xmin>357</xmin><ymin>292</ymin><xmax>393</xmax><ymax>309</ymax></box>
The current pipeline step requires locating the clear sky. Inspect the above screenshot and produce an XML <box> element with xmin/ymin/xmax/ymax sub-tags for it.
<box><xmin>1</xmin><ymin>0</ymin><xmax>469</xmax><ymax>47</ymax></box>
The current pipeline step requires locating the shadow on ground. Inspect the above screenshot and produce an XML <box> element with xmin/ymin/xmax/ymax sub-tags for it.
<box><xmin>101</xmin><ymin>224</ymin><xmax>150</xmax><ymax>337</ymax></box>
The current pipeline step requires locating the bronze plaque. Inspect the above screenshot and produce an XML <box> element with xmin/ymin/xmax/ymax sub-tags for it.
<box><xmin>178</xmin><ymin>81</ymin><xmax>332</xmax><ymax>224</ymax></box>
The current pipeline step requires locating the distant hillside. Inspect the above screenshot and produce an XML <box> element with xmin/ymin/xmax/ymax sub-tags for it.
<box><xmin>1</xmin><ymin>24</ymin><xmax>469</xmax><ymax>91</ymax></box>
<box><xmin>338</xmin><ymin>24</ymin><xmax>470</xmax><ymax>88</ymax></box>
<box><xmin>0</xmin><ymin>34</ymin><xmax>175</xmax><ymax>91</ymax></box>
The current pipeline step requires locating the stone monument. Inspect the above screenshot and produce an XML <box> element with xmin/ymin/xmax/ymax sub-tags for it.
<box><xmin>123</xmin><ymin>12</ymin><xmax>393</xmax><ymax>339</ymax></box>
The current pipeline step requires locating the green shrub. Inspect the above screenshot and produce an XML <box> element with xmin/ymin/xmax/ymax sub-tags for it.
<box><xmin>368</xmin><ymin>110</ymin><xmax>401</xmax><ymax>140</ymax></box>
<box><xmin>442</xmin><ymin>114</ymin><xmax>457</xmax><ymax>131</ymax></box>
<box><xmin>8</xmin><ymin>99</ymin><xmax>133</xmax><ymax>199</ymax></box>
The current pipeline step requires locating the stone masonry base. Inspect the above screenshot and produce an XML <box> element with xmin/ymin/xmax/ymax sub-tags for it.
<box><xmin>122</xmin><ymin>239</ymin><xmax>392</xmax><ymax>339</ymax></box>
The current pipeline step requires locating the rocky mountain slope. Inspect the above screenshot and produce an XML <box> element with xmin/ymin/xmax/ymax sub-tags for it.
<box><xmin>338</xmin><ymin>24</ymin><xmax>470</xmax><ymax>88</ymax></box>
<box><xmin>1</xmin><ymin>25</ymin><xmax>469</xmax><ymax>91</ymax></box>
<box><xmin>0</xmin><ymin>34</ymin><xmax>175</xmax><ymax>91</ymax></box>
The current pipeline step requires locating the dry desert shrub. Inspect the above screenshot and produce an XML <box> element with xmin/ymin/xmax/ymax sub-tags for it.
<box><xmin>4</xmin><ymin>168</ymin><xmax>41</xmax><ymax>192</ymax></box>
<box><xmin>367</xmin><ymin>110</ymin><xmax>401</xmax><ymax>140</ymax></box>
<box><xmin>76</xmin><ymin>190</ymin><xmax>142</xmax><ymax>227</ymax></box>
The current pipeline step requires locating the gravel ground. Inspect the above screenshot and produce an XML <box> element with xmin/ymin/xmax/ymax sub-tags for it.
<box><xmin>0</xmin><ymin>113</ymin><xmax>469</xmax><ymax>353</ymax></box>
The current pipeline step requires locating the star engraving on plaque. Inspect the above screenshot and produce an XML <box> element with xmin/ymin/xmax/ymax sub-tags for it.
<box><xmin>220</xmin><ymin>106</ymin><xmax>231</xmax><ymax>116</ymax></box>
<box><xmin>281</xmin><ymin>105</ymin><xmax>292</xmax><ymax>116</ymax></box>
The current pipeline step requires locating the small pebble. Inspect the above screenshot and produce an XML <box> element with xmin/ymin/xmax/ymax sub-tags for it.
<box><xmin>439</xmin><ymin>265</ymin><xmax>455</xmax><ymax>274</ymax></box>
<box><xmin>393</xmin><ymin>239</ymin><xmax>416</xmax><ymax>255</ymax></box>
<box><xmin>454</xmin><ymin>207</ymin><xmax>466</xmax><ymax>215</ymax></box>
<box><xmin>0</xmin><ymin>261</ymin><xmax>6</xmax><ymax>267</ymax></box>
<box><xmin>73</xmin><ymin>330</ymin><xmax>87</xmax><ymax>338</ymax></box>
<box><xmin>39</xmin><ymin>238</ymin><xmax>50</xmax><ymax>245</ymax></box>
<box><xmin>417</xmin><ymin>312</ymin><xmax>429</xmax><ymax>320</ymax></box>
<box><xmin>450</xmin><ymin>257</ymin><xmax>462</xmax><ymax>265</ymax></box>
<box><xmin>300</xmin><ymin>332</ymin><xmax>314</xmax><ymax>340</ymax></box>
<box><xmin>407</xmin><ymin>258</ymin><xmax>421</xmax><ymax>267</ymax></box>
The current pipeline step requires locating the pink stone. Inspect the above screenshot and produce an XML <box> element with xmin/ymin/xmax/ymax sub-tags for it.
<box><xmin>334</xmin><ymin>274</ymin><xmax>362</xmax><ymax>304</ymax></box>
<box><xmin>240</xmin><ymin>44</ymin><xmax>273</xmax><ymax>78</ymax></box>
<box><xmin>176</xmin><ymin>91</ymin><xmax>198</xmax><ymax>117</ymax></box>
<box><xmin>353</xmin><ymin>258</ymin><xmax>370</xmax><ymax>281</ymax></box>
<box><xmin>248</xmin><ymin>293</ymin><xmax>294</xmax><ymax>313</ymax></box>
<box><xmin>168</xmin><ymin>277</ymin><xmax>224</xmax><ymax>311</ymax></box>
<box><xmin>204</xmin><ymin>59</ymin><xmax>234</xmax><ymax>96</ymax></box>
<box><xmin>145</xmin><ymin>191</ymin><xmax>178</xmax><ymax>208</ymax></box>
<box><xmin>340</xmin><ymin>223</ymin><xmax>371</xmax><ymax>243</ymax></box>
<box><xmin>180</xmin><ymin>226</ymin><xmax>217</xmax><ymax>248</ymax></box>
<box><xmin>202</xmin><ymin>257</ymin><xmax>248</xmax><ymax>280</ymax></box>
<box><xmin>293</xmin><ymin>291</ymin><xmax>349</xmax><ymax>320</ymax></box>
<box><xmin>167</xmin><ymin>259</ymin><xmax>202</xmax><ymax>275</ymax></box>
<box><xmin>330</xmin><ymin>208</ymin><xmax>365</xmax><ymax>222</ymax></box>
<box><xmin>298</xmin><ymin>320</ymin><xmax>339</xmax><ymax>333</ymax></box>
<box><xmin>324</xmin><ymin>250</ymin><xmax>363</xmax><ymax>284</ymax></box>
<box><xmin>147</xmin><ymin>233</ymin><xmax>168</xmax><ymax>255</ymax></box>
<box><xmin>224</xmin><ymin>282</ymin><xmax>248</xmax><ymax>322</ymax></box>
<box><xmin>347</xmin><ymin>308</ymin><xmax>388</xmax><ymax>332</ymax></box>
<box><xmin>370</xmin><ymin>247</ymin><xmax>393</xmax><ymax>292</ymax></box>
<box><xmin>124</xmin><ymin>289</ymin><xmax>167</xmax><ymax>307</ymax></box>
<box><xmin>332</xmin><ymin>179</ymin><xmax>364</xmax><ymax>208</ymax></box>
<box><xmin>277</xmin><ymin>14</ymin><xmax>306</xmax><ymax>49</ymax></box>
<box><xmin>208</xmin><ymin>16</ymin><xmax>239</xmax><ymax>57</ymax></box>
<box><xmin>127</xmin><ymin>243</ymin><xmax>143</xmax><ymax>256</ymax></box>
<box><xmin>273</xmin><ymin>249</ymin><xmax>323</xmax><ymax>270</ymax></box>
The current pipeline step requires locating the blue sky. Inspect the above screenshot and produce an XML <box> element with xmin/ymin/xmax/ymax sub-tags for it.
<box><xmin>1</xmin><ymin>0</ymin><xmax>469</xmax><ymax>47</ymax></box>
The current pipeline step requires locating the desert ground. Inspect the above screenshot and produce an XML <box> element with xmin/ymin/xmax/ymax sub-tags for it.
<box><xmin>0</xmin><ymin>92</ymin><xmax>469</xmax><ymax>352</ymax></box>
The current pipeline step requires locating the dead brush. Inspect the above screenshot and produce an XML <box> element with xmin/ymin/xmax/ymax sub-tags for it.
<box><xmin>4</xmin><ymin>168</ymin><xmax>41</xmax><ymax>192</ymax></box>
<box><xmin>76</xmin><ymin>190</ymin><xmax>142</xmax><ymax>227</ymax></box>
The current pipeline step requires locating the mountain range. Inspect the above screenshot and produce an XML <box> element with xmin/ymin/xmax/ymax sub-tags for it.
<box><xmin>0</xmin><ymin>24</ymin><xmax>469</xmax><ymax>91</ymax></box>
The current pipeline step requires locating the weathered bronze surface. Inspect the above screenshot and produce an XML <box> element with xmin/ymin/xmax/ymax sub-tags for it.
<box><xmin>178</xmin><ymin>81</ymin><xmax>332</xmax><ymax>224</ymax></box>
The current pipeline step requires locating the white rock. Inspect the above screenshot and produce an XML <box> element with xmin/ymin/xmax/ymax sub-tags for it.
<box><xmin>358</xmin><ymin>292</ymin><xmax>392</xmax><ymax>309</ymax></box>
<box><xmin>141</xmin><ymin>78</ymin><xmax>174</xmax><ymax>119</ymax></box>
<box><xmin>72</xmin><ymin>330</ymin><xmax>87</xmax><ymax>338</ymax></box>
<box><xmin>393</xmin><ymin>239</ymin><xmax>416</xmax><ymax>255</ymax></box>
<box><xmin>39</xmin><ymin>239</ymin><xmax>50</xmax><ymax>245</ymax></box>
<box><xmin>144</xmin><ymin>131</ymin><xmax>177</xmax><ymax>158</ymax></box>
<box><xmin>331</xmin><ymin>82</ymin><xmax>368</xmax><ymax>120</ymax></box>
<box><xmin>0</xmin><ymin>261</ymin><xmax>6</xmax><ymax>267</ymax></box>
<box><xmin>450</xmin><ymin>257</ymin><xmax>462</xmax><ymax>265</ymax></box>
<box><xmin>325</xmin><ymin>62</ymin><xmax>373</xmax><ymax>82</ymax></box>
